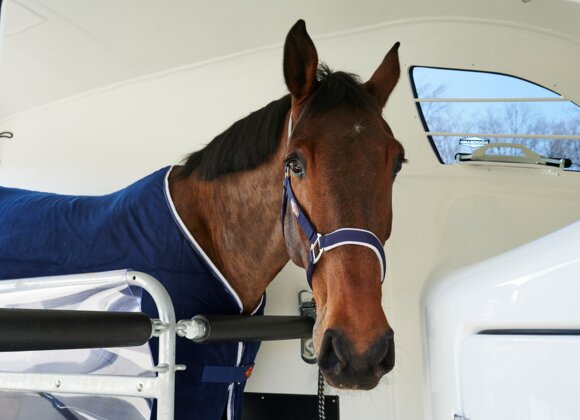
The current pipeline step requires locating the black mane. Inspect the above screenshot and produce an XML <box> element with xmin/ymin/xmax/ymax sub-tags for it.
<box><xmin>181</xmin><ymin>65</ymin><xmax>376</xmax><ymax>180</ymax></box>
<box><xmin>306</xmin><ymin>64</ymin><xmax>378</xmax><ymax>118</ymax></box>
<box><xmin>180</xmin><ymin>95</ymin><xmax>291</xmax><ymax>180</ymax></box>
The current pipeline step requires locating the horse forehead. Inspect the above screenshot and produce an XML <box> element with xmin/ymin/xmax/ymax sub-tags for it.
<box><xmin>291</xmin><ymin>108</ymin><xmax>398</xmax><ymax>163</ymax></box>
<box><xmin>295</xmin><ymin>114</ymin><xmax>388</xmax><ymax>147</ymax></box>
<box><xmin>312</xmin><ymin>121</ymin><xmax>389</xmax><ymax>159</ymax></box>
<box><xmin>312</xmin><ymin>108</ymin><xmax>380</xmax><ymax>134</ymax></box>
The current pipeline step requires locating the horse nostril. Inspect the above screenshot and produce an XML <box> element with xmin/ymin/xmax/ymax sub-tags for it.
<box><xmin>317</xmin><ymin>329</ymin><xmax>395</xmax><ymax>389</ymax></box>
<box><xmin>365</xmin><ymin>330</ymin><xmax>391</xmax><ymax>365</ymax></box>
<box><xmin>318</xmin><ymin>329</ymin><xmax>350</xmax><ymax>374</ymax></box>
<box><xmin>377</xmin><ymin>330</ymin><xmax>395</xmax><ymax>374</ymax></box>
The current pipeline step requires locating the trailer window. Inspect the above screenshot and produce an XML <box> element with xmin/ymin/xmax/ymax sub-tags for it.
<box><xmin>410</xmin><ymin>67</ymin><xmax>580</xmax><ymax>171</ymax></box>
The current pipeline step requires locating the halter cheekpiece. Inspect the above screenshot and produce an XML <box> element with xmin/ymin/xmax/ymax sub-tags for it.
<box><xmin>281</xmin><ymin>115</ymin><xmax>387</xmax><ymax>288</ymax></box>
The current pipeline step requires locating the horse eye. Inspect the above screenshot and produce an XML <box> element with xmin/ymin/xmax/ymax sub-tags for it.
<box><xmin>288</xmin><ymin>160</ymin><xmax>304</xmax><ymax>177</ymax></box>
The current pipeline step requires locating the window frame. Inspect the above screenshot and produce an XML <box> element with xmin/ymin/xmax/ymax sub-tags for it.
<box><xmin>409</xmin><ymin>65</ymin><xmax>580</xmax><ymax>168</ymax></box>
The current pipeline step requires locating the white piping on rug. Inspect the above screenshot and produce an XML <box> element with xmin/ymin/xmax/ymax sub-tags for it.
<box><xmin>251</xmin><ymin>294</ymin><xmax>264</xmax><ymax>315</ymax></box>
<box><xmin>165</xmin><ymin>166</ymin><xmax>265</xmax><ymax>419</ymax></box>
<box><xmin>163</xmin><ymin>166</ymin><xmax>244</xmax><ymax>313</ymax></box>
<box><xmin>226</xmin><ymin>342</ymin><xmax>245</xmax><ymax>420</ymax></box>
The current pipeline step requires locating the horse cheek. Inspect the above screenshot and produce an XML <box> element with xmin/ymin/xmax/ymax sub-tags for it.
<box><xmin>283</xmin><ymin>216</ymin><xmax>309</xmax><ymax>268</ymax></box>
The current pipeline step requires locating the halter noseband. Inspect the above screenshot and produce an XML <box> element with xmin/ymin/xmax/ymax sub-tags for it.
<box><xmin>280</xmin><ymin>115</ymin><xmax>387</xmax><ymax>289</ymax></box>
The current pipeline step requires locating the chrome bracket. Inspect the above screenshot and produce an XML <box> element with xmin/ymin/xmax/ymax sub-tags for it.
<box><xmin>299</xmin><ymin>290</ymin><xmax>317</xmax><ymax>364</ymax></box>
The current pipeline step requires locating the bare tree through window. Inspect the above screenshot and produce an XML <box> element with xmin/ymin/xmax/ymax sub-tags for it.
<box><xmin>413</xmin><ymin>67</ymin><xmax>580</xmax><ymax>170</ymax></box>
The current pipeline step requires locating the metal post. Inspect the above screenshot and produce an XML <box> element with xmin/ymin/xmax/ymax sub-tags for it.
<box><xmin>127</xmin><ymin>271</ymin><xmax>178</xmax><ymax>420</ymax></box>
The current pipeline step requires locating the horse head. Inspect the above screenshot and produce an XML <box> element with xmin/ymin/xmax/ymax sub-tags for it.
<box><xmin>281</xmin><ymin>20</ymin><xmax>404</xmax><ymax>390</ymax></box>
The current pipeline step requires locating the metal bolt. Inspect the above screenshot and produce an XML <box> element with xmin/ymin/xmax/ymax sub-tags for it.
<box><xmin>137</xmin><ymin>383</ymin><xmax>144</xmax><ymax>392</ymax></box>
<box><xmin>55</xmin><ymin>380</ymin><xmax>61</xmax><ymax>388</ymax></box>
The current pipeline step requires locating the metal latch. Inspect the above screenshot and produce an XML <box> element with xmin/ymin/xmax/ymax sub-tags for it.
<box><xmin>298</xmin><ymin>290</ymin><xmax>317</xmax><ymax>364</ymax></box>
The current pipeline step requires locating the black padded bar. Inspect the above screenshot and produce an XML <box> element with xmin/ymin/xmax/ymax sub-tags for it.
<box><xmin>0</xmin><ymin>308</ymin><xmax>153</xmax><ymax>351</ymax></box>
<box><xmin>196</xmin><ymin>315</ymin><xmax>314</xmax><ymax>343</ymax></box>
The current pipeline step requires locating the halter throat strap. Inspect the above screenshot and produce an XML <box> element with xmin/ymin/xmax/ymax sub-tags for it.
<box><xmin>280</xmin><ymin>171</ymin><xmax>387</xmax><ymax>289</ymax></box>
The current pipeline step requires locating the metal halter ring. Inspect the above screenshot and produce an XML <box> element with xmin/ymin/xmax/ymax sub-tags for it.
<box><xmin>310</xmin><ymin>234</ymin><xmax>324</xmax><ymax>264</ymax></box>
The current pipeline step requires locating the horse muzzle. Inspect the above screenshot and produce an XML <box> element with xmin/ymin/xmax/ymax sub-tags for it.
<box><xmin>317</xmin><ymin>328</ymin><xmax>395</xmax><ymax>390</ymax></box>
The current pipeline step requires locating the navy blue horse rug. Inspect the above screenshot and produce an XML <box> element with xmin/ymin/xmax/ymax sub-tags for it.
<box><xmin>0</xmin><ymin>167</ymin><xmax>263</xmax><ymax>420</ymax></box>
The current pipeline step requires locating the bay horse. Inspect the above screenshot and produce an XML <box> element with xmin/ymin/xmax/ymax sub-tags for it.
<box><xmin>0</xmin><ymin>20</ymin><xmax>403</xmax><ymax>419</ymax></box>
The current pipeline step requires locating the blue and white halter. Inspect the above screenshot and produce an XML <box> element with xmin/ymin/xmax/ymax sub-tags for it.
<box><xmin>281</xmin><ymin>116</ymin><xmax>387</xmax><ymax>288</ymax></box>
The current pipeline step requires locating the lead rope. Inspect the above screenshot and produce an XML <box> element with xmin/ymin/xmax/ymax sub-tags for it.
<box><xmin>318</xmin><ymin>368</ymin><xmax>326</xmax><ymax>420</ymax></box>
<box><xmin>311</xmin><ymin>297</ymin><xmax>326</xmax><ymax>420</ymax></box>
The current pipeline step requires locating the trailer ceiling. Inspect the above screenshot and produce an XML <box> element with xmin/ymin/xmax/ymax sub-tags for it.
<box><xmin>0</xmin><ymin>0</ymin><xmax>579</xmax><ymax>119</ymax></box>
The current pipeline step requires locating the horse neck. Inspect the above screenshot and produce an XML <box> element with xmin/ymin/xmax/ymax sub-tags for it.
<box><xmin>168</xmin><ymin>146</ymin><xmax>289</xmax><ymax>313</ymax></box>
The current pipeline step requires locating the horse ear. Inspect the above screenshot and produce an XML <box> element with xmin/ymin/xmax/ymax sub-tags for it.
<box><xmin>283</xmin><ymin>20</ymin><xmax>318</xmax><ymax>102</ymax></box>
<box><xmin>365</xmin><ymin>42</ymin><xmax>401</xmax><ymax>108</ymax></box>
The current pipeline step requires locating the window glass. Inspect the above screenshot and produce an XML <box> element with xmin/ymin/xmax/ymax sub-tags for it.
<box><xmin>411</xmin><ymin>67</ymin><xmax>580</xmax><ymax>171</ymax></box>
